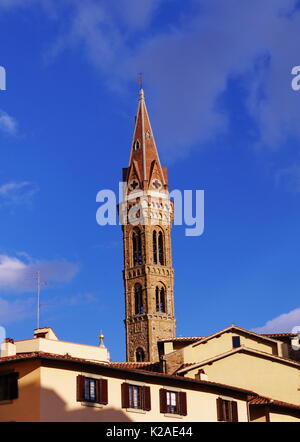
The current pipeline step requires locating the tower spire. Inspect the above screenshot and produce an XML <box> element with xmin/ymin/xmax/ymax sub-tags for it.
<box><xmin>126</xmin><ymin>89</ymin><xmax>167</xmax><ymax>193</ymax></box>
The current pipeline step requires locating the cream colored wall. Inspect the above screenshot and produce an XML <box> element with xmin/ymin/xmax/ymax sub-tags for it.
<box><xmin>182</xmin><ymin>332</ymin><xmax>278</xmax><ymax>365</ymax></box>
<box><xmin>163</xmin><ymin>342</ymin><xmax>174</xmax><ymax>355</ymax></box>
<box><xmin>0</xmin><ymin>361</ymin><xmax>40</xmax><ymax>422</ymax></box>
<box><xmin>15</xmin><ymin>338</ymin><xmax>110</xmax><ymax>363</ymax></box>
<box><xmin>269</xmin><ymin>410</ymin><xmax>300</xmax><ymax>422</ymax></box>
<box><xmin>39</xmin><ymin>365</ymin><xmax>249</xmax><ymax>422</ymax></box>
<box><xmin>186</xmin><ymin>352</ymin><xmax>300</xmax><ymax>405</ymax></box>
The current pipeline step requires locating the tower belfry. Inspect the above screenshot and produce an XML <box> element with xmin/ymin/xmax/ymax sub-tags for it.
<box><xmin>120</xmin><ymin>89</ymin><xmax>176</xmax><ymax>362</ymax></box>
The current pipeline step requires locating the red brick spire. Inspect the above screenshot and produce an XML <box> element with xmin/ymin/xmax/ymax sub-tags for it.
<box><xmin>124</xmin><ymin>89</ymin><xmax>168</xmax><ymax>193</ymax></box>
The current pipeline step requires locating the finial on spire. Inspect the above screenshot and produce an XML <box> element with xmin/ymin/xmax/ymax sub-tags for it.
<box><xmin>137</xmin><ymin>72</ymin><xmax>143</xmax><ymax>89</ymax></box>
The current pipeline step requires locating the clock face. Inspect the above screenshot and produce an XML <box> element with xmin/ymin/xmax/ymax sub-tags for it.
<box><xmin>129</xmin><ymin>179</ymin><xmax>139</xmax><ymax>191</ymax></box>
<box><xmin>152</xmin><ymin>179</ymin><xmax>162</xmax><ymax>190</ymax></box>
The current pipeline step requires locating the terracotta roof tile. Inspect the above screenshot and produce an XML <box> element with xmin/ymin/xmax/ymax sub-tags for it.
<box><xmin>109</xmin><ymin>361</ymin><xmax>161</xmax><ymax>372</ymax></box>
<box><xmin>159</xmin><ymin>337</ymin><xmax>204</xmax><ymax>342</ymax></box>
<box><xmin>261</xmin><ymin>333</ymin><xmax>297</xmax><ymax>337</ymax></box>
<box><xmin>248</xmin><ymin>395</ymin><xmax>300</xmax><ymax>411</ymax></box>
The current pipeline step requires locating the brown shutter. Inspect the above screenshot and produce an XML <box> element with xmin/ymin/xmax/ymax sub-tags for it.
<box><xmin>179</xmin><ymin>391</ymin><xmax>187</xmax><ymax>416</ymax></box>
<box><xmin>98</xmin><ymin>379</ymin><xmax>108</xmax><ymax>405</ymax></box>
<box><xmin>9</xmin><ymin>372</ymin><xmax>19</xmax><ymax>400</ymax></box>
<box><xmin>143</xmin><ymin>386</ymin><xmax>151</xmax><ymax>411</ymax></box>
<box><xmin>231</xmin><ymin>401</ymin><xmax>238</xmax><ymax>422</ymax></box>
<box><xmin>216</xmin><ymin>397</ymin><xmax>224</xmax><ymax>421</ymax></box>
<box><xmin>121</xmin><ymin>383</ymin><xmax>130</xmax><ymax>408</ymax></box>
<box><xmin>76</xmin><ymin>375</ymin><xmax>85</xmax><ymax>402</ymax></box>
<box><xmin>159</xmin><ymin>388</ymin><xmax>167</xmax><ymax>413</ymax></box>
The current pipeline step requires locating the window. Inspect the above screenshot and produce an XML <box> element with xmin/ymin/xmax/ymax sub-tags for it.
<box><xmin>77</xmin><ymin>375</ymin><xmax>108</xmax><ymax>405</ymax></box>
<box><xmin>135</xmin><ymin>347</ymin><xmax>145</xmax><ymax>362</ymax></box>
<box><xmin>166</xmin><ymin>391</ymin><xmax>178</xmax><ymax>414</ymax></box>
<box><xmin>134</xmin><ymin>284</ymin><xmax>144</xmax><ymax>315</ymax></box>
<box><xmin>153</xmin><ymin>228</ymin><xmax>164</xmax><ymax>265</ymax></box>
<box><xmin>132</xmin><ymin>229</ymin><xmax>142</xmax><ymax>266</ymax></box>
<box><xmin>216</xmin><ymin>397</ymin><xmax>238</xmax><ymax>422</ymax></box>
<box><xmin>159</xmin><ymin>389</ymin><xmax>187</xmax><ymax>416</ymax></box>
<box><xmin>153</xmin><ymin>231</ymin><xmax>157</xmax><ymax>264</ymax></box>
<box><xmin>121</xmin><ymin>383</ymin><xmax>151</xmax><ymax>411</ymax></box>
<box><xmin>232</xmin><ymin>336</ymin><xmax>241</xmax><ymax>348</ymax></box>
<box><xmin>156</xmin><ymin>286</ymin><xmax>166</xmax><ymax>313</ymax></box>
<box><xmin>0</xmin><ymin>372</ymin><xmax>18</xmax><ymax>401</ymax></box>
<box><xmin>158</xmin><ymin>231</ymin><xmax>164</xmax><ymax>265</ymax></box>
<box><xmin>84</xmin><ymin>377</ymin><xmax>96</xmax><ymax>402</ymax></box>
<box><xmin>134</xmin><ymin>140</ymin><xmax>140</xmax><ymax>151</ymax></box>
<box><xmin>129</xmin><ymin>385</ymin><xmax>142</xmax><ymax>409</ymax></box>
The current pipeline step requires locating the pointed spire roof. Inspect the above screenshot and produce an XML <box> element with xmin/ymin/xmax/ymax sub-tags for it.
<box><xmin>125</xmin><ymin>89</ymin><xmax>168</xmax><ymax>193</ymax></box>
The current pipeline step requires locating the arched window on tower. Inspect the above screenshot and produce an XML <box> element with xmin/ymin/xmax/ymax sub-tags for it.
<box><xmin>136</xmin><ymin>347</ymin><xmax>145</xmax><ymax>362</ymax></box>
<box><xmin>155</xmin><ymin>286</ymin><xmax>166</xmax><ymax>313</ymax></box>
<box><xmin>153</xmin><ymin>228</ymin><xmax>164</xmax><ymax>265</ymax></box>
<box><xmin>158</xmin><ymin>231</ymin><xmax>164</xmax><ymax>265</ymax></box>
<box><xmin>153</xmin><ymin>231</ymin><xmax>157</xmax><ymax>264</ymax></box>
<box><xmin>134</xmin><ymin>284</ymin><xmax>144</xmax><ymax>315</ymax></box>
<box><xmin>132</xmin><ymin>228</ymin><xmax>142</xmax><ymax>266</ymax></box>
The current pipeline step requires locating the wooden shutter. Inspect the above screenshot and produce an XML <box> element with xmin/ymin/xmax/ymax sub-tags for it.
<box><xmin>179</xmin><ymin>391</ymin><xmax>187</xmax><ymax>416</ymax></box>
<box><xmin>216</xmin><ymin>397</ymin><xmax>224</xmax><ymax>421</ymax></box>
<box><xmin>121</xmin><ymin>383</ymin><xmax>130</xmax><ymax>408</ymax></box>
<box><xmin>159</xmin><ymin>388</ymin><xmax>167</xmax><ymax>413</ymax></box>
<box><xmin>98</xmin><ymin>379</ymin><xmax>108</xmax><ymax>405</ymax></box>
<box><xmin>76</xmin><ymin>375</ymin><xmax>85</xmax><ymax>402</ymax></box>
<box><xmin>231</xmin><ymin>401</ymin><xmax>238</xmax><ymax>422</ymax></box>
<box><xmin>9</xmin><ymin>372</ymin><xmax>19</xmax><ymax>400</ymax></box>
<box><xmin>143</xmin><ymin>386</ymin><xmax>151</xmax><ymax>411</ymax></box>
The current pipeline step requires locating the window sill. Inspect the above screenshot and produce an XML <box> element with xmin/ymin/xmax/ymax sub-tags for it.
<box><xmin>164</xmin><ymin>413</ymin><xmax>183</xmax><ymax>419</ymax></box>
<box><xmin>126</xmin><ymin>408</ymin><xmax>146</xmax><ymax>414</ymax></box>
<box><xmin>81</xmin><ymin>401</ymin><xmax>103</xmax><ymax>408</ymax></box>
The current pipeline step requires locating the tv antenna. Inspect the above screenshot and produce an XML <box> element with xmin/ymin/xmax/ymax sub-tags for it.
<box><xmin>33</xmin><ymin>271</ymin><xmax>48</xmax><ymax>329</ymax></box>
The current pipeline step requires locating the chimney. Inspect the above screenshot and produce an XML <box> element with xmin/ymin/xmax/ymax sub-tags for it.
<box><xmin>1</xmin><ymin>338</ymin><xmax>16</xmax><ymax>357</ymax></box>
<box><xmin>34</xmin><ymin>327</ymin><xmax>58</xmax><ymax>340</ymax></box>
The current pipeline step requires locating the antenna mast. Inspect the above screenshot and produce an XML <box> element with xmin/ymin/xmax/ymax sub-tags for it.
<box><xmin>33</xmin><ymin>271</ymin><xmax>47</xmax><ymax>329</ymax></box>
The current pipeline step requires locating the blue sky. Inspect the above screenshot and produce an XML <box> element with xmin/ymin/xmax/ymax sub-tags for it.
<box><xmin>1</xmin><ymin>0</ymin><xmax>300</xmax><ymax>361</ymax></box>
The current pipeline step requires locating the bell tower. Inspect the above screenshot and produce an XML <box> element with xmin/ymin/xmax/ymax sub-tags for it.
<box><xmin>120</xmin><ymin>88</ymin><xmax>176</xmax><ymax>362</ymax></box>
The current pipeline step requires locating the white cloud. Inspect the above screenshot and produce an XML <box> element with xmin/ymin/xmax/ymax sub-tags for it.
<box><xmin>0</xmin><ymin>110</ymin><xmax>17</xmax><ymax>135</ymax></box>
<box><xmin>0</xmin><ymin>254</ymin><xmax>79</xmax><ymax>293</ymax></box>
<box><xmin>0</xmin><ymin>181</ymin><xmax>39</xmax><ymax>207</ymax></box>
<box><xmin>252</xmin><ymin>307</ymin><xmax>300</xmax><ymax>334</ymax></box>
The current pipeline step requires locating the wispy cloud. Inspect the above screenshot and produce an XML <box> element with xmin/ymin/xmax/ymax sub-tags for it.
<box><xmin>252</xmin><ymin>307</ymin><xmax>300</xmax><ymax>334</ymax></box>
<box><xmin>0</xmin><ymin>110</ymin><xmax>17</xmax><ymax>135</ymax></box>
<box><xmin>0</xmin><ymin>253</ymin><xmax>79</xmax><ymax>293</ymax></box>
<box><xmin>0</xmin><ymin>296</ymin><xmax>34</xmax><ymax>324</ymax></box>
<box><xmin>2</xmin><ymin>1</ymin><xmax>300</xmax><ymax>157</ymax></box>
<box><xmin>0</xmin><ymin>181</ymin><xmax>39</xmax><ymax>207</ymax></box>
<box><xmin>61</xmin><ymin>1</ymin><xmax>300</xmax><ymax>157</ymax></box>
